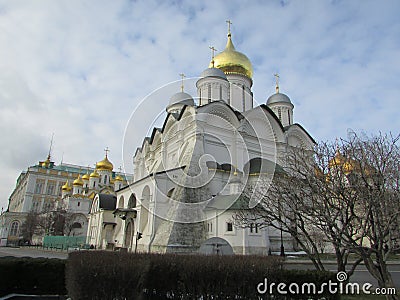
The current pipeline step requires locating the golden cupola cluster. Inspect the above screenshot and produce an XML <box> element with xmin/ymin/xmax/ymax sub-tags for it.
<box><xmin>210</xmin><ymin>32</ymin><xmax>253</xmax><ymax>79</ymax></box>
<box><xmin>328</xmin><ymin>150</ymin><xmax>356</xmax><ymax>174</ymax></box>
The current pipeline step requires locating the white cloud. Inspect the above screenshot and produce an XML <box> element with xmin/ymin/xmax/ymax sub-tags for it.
<box><xmin>0</xmin><ymin>0</ymin><xmax>399</xmax><ymax>209</ymax></box>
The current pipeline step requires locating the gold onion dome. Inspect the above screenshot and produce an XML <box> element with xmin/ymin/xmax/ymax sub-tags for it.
<box><xmin>328</xmin><ymin>150</ymin><xmax>346</xmax><ymax>168</ymax></box>
<box><xmin>209</xmin><ymin>33</ymin><xmax>253</xmax><ymax>79</ymax></box>
<box><xmin>90</xmin><ymin>169</ymin><xmax>100</xmax><ymax>178</ymax></box>
<box><xmin>115</xmin><ymin>175</ymin><xmax>124</xmax><ymax>181</ymax></box>
<box><xmin>73</xmin><ymin>175</ymin><xmax>84</xmax><ymax>186</ymax></box>
<box><xmin>82</xmin><ymin>173</ymin><xmax>90</xmax><ymax>180</ymax></box>
<box><xmin>41</xmin><ymin>155</ymin><xmax>51</xmax><ymax>168</ymax></box>
<box><xmin>328</xmin><ymin>151</ymin><xmax>356</xmax><ymax>173</ymax></box>
<box><xmin>96</xmin><ymin>155</ymin><xmax>113</xmax><ymax>171</ymax></box>
<box><xmin>62</xmin><ymin>180</ymin><xmax>72</xmax><ymax>191</ymax></box>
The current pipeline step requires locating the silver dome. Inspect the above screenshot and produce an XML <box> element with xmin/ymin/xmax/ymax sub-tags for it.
<box><xmin>266</xmin><ymin>92</ymin><xmax>292</xmax><ymax>105</ymax></box>
<box><xmin>200</xmin><ymin>67</ymin><xmax>227</xmax><ymax>80</ymax></box>
<box><xmin>168</xmin><ymin>92</ymin><xmax>195</xmax><ymax>106</ymax></box>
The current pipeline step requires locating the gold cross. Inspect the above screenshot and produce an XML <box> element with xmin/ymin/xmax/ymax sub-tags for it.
<box><xmin>209</xmin><ymin>46</ymin><xmax>217</xmax><ymax>67</ymax></box>
<box><xmin>179</xmin><ymin>73</ymin><xmax>186</xmax><ymax>92</ymax></box>
<box><xmin>226</xmin><ymin>20</ymin><xmax>232</xmax><ymax>35</ymax></box>
<box><xmin>104</xmin><ymin>147</ymin><xmax>110</xmax><ymax>158</ymax></box>
<box><xmin>274</xmin><ymin>73</ymin><xmax>280</xmax><ymax>93</ymax></box>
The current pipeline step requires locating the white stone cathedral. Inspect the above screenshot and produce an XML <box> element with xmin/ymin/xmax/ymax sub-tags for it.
<box><xmin>87</xmin><ymin>27</ymin><xmax>315</xmax><ymax>255</ymax></box>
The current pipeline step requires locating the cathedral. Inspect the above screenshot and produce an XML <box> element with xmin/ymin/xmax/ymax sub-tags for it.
<box><xmin>0</xmin><ymin>151</ymin><xmax>129</xmax><ymax>246</ymax></box>
<box><xmin>86</xmin><ymin>26</ymin><xmax>315</xmax><ymax>254</ymax></box>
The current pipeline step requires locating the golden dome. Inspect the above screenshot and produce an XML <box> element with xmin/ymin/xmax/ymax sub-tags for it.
<box><xmin>73</xmin><ymin>175</ymin><xmax>84</xmax><ymax>186</ymax></box>
<box><xmin>209</xmin><ymin>33</ymin><xmax>253</xmax><ymax>78</ymax></box>
<box><xmin>62</xmin><ymin>180</ymin><xmax>72</xmax><ymax>191</ymax></box>
<box><xmin>328</xmin><ymin>150</ymin><xmax>346</xmax><ymax>168</ymax></box>
<box><xmin>115</xmin><ymin>175</ymin><xmax>124</xmax><ymax>181</ymax></box>
<box><xmin>90</xmin><ymin>169</ymin><xmax>100</xmax><ymax>178</ymax></box>
<box><xmin>96</xmin><ymin>155</ymin><xmax>113</xmax><ymax>171</ymax></box>
<box><xmin>82</xmin><ymin>173</ymin><xmax>90</xmax><ymax>181</ymax></box>
<box><xmin>41</xmin><ymin>155</ymin><xmax>51</xmax><ymax>168</ymax></box>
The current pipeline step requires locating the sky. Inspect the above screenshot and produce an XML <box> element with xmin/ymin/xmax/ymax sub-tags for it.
<box><xmin>0</xmin><ymin>0</ymin><xmax>399</xmax><ymax>210</ymax></box>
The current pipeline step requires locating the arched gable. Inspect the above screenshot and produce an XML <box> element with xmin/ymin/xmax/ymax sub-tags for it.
<box><xmin>197</xmin><ymin>101</ymin><xmax>241</xmax><ymax>129</ymax></box>
<box><xmin>242</xmin><ymin>106</ymin><xmax>285</xmax><ymax>143</ymax></box>
<box><xmin>285</xmin><ymin>123</ymin><xmax>315</xmax><ymax>150</ymax></box>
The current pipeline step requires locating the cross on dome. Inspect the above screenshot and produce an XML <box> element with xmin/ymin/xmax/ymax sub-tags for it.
<box><xmin>274</xmin><ymin>73</ymin><xmax>280</xmax><ymax>93</ymax></box>
<box><xmin>226</xmin><ymin>20</ymin><xmax>232</xmax><ymax>36</ymax></box>
<box><xmin>179</xmin><ymin>73</ymin><xmax>186</xmax><ymax>92</ymax></box>
<box><xmin>104</xmin><ymin>147</ymin><xmax>110</xmax><ymax>158</ymax></box>
<box><xmin>209</xmin><ymin>46</ymin><xmax>217</xmax><ymax>68</ymax></box>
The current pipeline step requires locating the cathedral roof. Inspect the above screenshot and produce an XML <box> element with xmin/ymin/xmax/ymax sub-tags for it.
<box><xmin>210</xmin><ymin>33</ymin><xmax>253</xmax><ymax>79</ymax></box>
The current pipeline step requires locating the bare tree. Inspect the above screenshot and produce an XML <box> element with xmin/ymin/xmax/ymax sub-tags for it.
<box><xmin>20</xmin><ymin>211</ymin><xmax>41</xmax><ymax>244</ymax></box>
<box><xmin>235</xmin><ymin>131</ymin><xmax>399</xmax><ymax>299</ymax></box>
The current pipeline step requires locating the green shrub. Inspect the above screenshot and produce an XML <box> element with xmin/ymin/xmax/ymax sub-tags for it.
<box><xmin>0</xmin><ymin>257</ymin><xmax>66</xmax><ymax>297</ymax></box>
<box><xmin>66</xmin><ymin>251</ymin><xmax>339</xmax><ymax>299</ymax></box>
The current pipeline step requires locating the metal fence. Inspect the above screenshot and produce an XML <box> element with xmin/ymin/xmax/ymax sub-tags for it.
<box><xmin>43</xmin><ymin>236</ymin><xmax>88</xmax><ymax>250</ymax></box>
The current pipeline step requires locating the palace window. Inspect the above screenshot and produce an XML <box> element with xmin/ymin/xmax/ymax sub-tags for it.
<box><xmin>226</xmin><ymin>222</ymin><xmax>233</xmax><ymax>232</ymax></box>
<box><xmin>47</xmin><ymin>182</ymin><xmax>55</xmax><ymax>195</ymax></box>
<box><xmin>35</xmin><ymin>180</ymin><xmax>44</xmax><ymax>194</ymax></box>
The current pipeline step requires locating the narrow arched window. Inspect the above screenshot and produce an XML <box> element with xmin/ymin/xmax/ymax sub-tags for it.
<box><xmin>10</xmin><ymin>221</ymin><xmax>19</xmax><ymax>236</ymax></box>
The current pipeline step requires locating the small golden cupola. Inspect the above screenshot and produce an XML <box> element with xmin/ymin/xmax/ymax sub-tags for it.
<box><xmin>328</xmin><ymin>150</ymin><xmax>346</xmax><ymax>168</ymax></box>
<box><xmin>73</xmin><ymin>174</ymin><xmax>84</xmax><ymax>186</ymax></box>
<box><xmin>90</xmin><ymin>169</ymin><xmax>100</xmax><ymax>178</ymax></box>
<box><xmin>115</xmin><ymin>175</ymin><xmax>124</xmax><ymax>182</ymax></box>
<box><xmin>210</xmin><ymin>22</ymin><xmax>253</xmax><ymax>79</ymax></box>
<box><xmin>61</xmin><ymin>180</ymin><xmax>72</xmax><ymax>191</ymax></box>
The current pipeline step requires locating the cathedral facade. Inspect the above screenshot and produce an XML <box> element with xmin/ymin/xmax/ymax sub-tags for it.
<box><xmin>0</xmin><ymin>153</ymin><xmax>129</xmax><ymax>246</ymax></box>
<box><xmin>87</xmin><ymin>28</ymin><xmax>315</xmax><ymax>254</ymax></box>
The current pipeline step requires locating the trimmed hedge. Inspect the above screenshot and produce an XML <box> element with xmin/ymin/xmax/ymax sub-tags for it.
<box><xmin>66</xmin><ymin>251</ymin><xmax>339</xmax><ymax>299</ymax></box>
<box><xmin>0</xmin><ymin>256</ymin><xmax>66</xmax><ymax>297</ymax></box>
